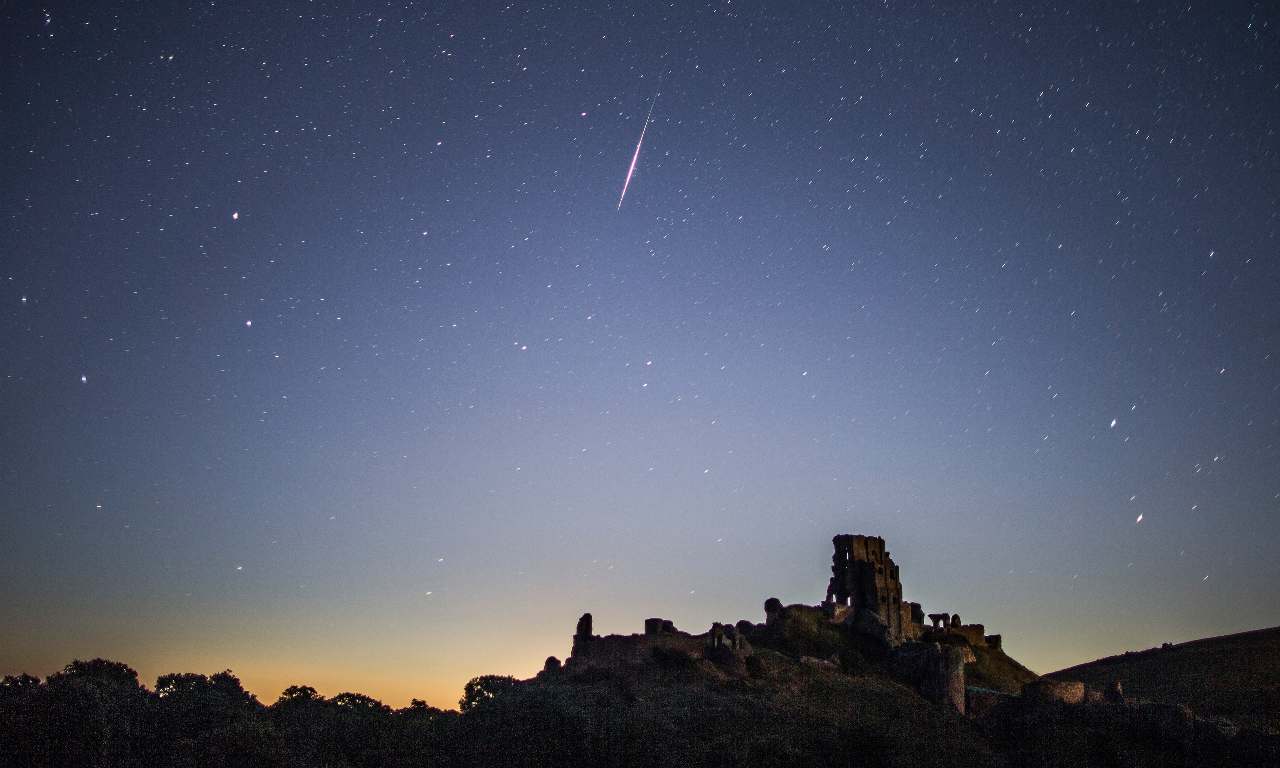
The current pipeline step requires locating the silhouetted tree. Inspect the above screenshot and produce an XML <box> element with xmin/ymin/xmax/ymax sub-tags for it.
<box><xmin>48</xmin><ymin>658</ymin><xmax>144</xmax><ymax>690</ymax></box>
<box><xmin>274</xmin><ymin>684</ymin><xmax>323</xmax><ymax>706</ymax></box>
<box><xmin>0</xmin><ymin>673</ymin><xmax>40</xmax><ymax>694</ymax></box>
<box><xmin>153</xmin><ymin>669</ymin><xmax>274</xmax><ymax>768</ymax></box>
<box><xmin>39</xmin><ymin>659</ymin><xmax>153</xmax><ymax>767</ymax></box>
<box><xmin>383</xmin><ymin>699</ymin><xmax>454</xmax><ymax>768</ymax></box>
<box><xmin>0</xmin><ymin>674</ymin><xmax>45</xmax><ymax>768</ymax></box>
<box><xmin>329</xmin><ymin>692</ymin><xmax>394</xmax><ymax>768</ymax></box>
<box><xmin>459</xmin><ymin>675</ymin><xmax>517</xmax><ymax>712</ymax></box>
<box><xmin>270</xmin><ymin>684</ymin><xmax>339</xmax><ymax>768</ymax></box>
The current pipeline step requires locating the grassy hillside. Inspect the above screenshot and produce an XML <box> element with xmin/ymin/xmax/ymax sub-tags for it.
<box><xmin>967</xmin><ymin>643</ymin><xmax>1039</xmax><ymax>694</ymax></box>
<box><xmin>1046</xmin><ymin>626</ymin><xmax>1280</xmax><ymax>732</ymax></box>
<box><xmin>486</xmin><ymin>649</ymin><xmax>995</xmax><ymax>768</ymax></box>
<box><xmin>751</xmin><ymin>604</ymin><xmax>1038</xmax><ymax>695</ymax></box>
<box><xmin>498</xmin><ymin>639</ymin><xmax>1278</xmax><ymax>768</ymax></box>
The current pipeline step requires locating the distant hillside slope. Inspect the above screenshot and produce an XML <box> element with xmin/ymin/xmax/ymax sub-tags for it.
<box><xmin>964</xmin><ymin>641</ymin><xmax>1039</xmax><ymax>694</ymax></box>
<box><xmin>1046</xmin><ymin>626</ymin><xmax>1280</xmax><ymax>732</ymax></box>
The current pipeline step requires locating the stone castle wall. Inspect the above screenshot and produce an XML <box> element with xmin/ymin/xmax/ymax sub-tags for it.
<box><xmin>568</xmin><ymin>615</ymin><xmax>746</xmax><ymax>670</ymax></box>
<box><xmin>949</xmin><ymin>624</ymin><xmax>987</xmax><ymax>647</ymax></box>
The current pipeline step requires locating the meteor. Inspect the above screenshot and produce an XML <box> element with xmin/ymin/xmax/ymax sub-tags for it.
<box><xmin>617</xmin><ymin>85</ymin><xmax>661</xmax><ymax>210</ymax></box>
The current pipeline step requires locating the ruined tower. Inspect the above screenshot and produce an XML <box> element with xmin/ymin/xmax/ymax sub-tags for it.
<box><xmin>825</xmin><ymin>534</ymin><xmax>906</xmax><ymax>642</ymax></box>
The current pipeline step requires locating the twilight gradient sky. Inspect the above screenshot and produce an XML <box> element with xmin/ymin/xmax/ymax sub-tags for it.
<box><xmin>2</xmin><ymin>1</ymin><xmax>1278</xmax><ymax>708</ymax></box>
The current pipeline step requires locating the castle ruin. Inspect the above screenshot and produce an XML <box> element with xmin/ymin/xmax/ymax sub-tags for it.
<box><xmin>564</xmin><ymin>532</ymin><xmax>1004</xmax><ymax>715</ymax></box>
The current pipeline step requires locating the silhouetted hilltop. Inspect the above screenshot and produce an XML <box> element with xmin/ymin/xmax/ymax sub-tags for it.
<box><xmin>1045</xmin><ymin>625</ymin><xmax>1280</xmax><ymax>732</ymax></box>
<box><xmin>486</xmin><ymin>645</ymin><xmax>995</xmax><ymax>767</ymax></box>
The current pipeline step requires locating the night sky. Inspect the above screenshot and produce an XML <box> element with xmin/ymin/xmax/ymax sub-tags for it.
<box><xmin>3</xmin><ymin>2</ymin><xmax>1278</xmax><ymax>708</ymax></box>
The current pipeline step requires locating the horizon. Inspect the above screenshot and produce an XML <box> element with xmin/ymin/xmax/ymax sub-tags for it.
<box><xmin>5</xmin><ymin>530</ymin><xmax>1275</xmax><ymax>709</ymax></box>
<box><xmin>3</xmin><ymin>2</ymin><xmax>1277</xmax><ymax>712</ymax></box>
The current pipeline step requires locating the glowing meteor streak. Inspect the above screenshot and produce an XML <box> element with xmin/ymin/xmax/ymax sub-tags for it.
<box><xmin>617</xmin><ymin>87</ymin><xmax>660</xmax><ymax>210</ymax></box>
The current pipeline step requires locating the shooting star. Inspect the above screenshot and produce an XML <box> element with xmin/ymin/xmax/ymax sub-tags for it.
<box><xmin>617</xmin><ymin>85</ymin><xmax>661</xmax><ymax>210</ymax></box>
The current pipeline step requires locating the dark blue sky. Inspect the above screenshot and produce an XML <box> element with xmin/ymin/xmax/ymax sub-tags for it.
<box><xmin>2</xmin><ymin>1</ymin><xmax>1277</xmax><ymax>706</ymax></box>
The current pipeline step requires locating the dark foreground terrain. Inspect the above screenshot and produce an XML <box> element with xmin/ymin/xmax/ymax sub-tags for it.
<box><xmin>4</xmin><ymin>625</ymin><xmax>1279</xmax><ymax>768</ymax></box>
<box><xmin>1047</xmin><ymin>626</ymin><xmax>1280</xmax><ymax>733</ymax></box>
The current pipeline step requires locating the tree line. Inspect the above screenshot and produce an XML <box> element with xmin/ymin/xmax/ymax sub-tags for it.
<box><xmin>0</xmin><ymin>659</ymin><xmax>517</xmax><ymax>768</ymax></box>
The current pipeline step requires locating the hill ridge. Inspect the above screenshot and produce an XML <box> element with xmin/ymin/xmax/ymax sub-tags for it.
<box><xmin>1046</xmin><ymin>625</ymin><xmax>1280</xmax><ymax>732</ymax></box>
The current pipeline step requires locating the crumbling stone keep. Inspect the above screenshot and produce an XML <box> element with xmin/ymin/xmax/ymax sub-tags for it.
<box><xmin>825</xmin><ymin>534</ymin><xmax>908</xmax><ymax>642</ymax></box>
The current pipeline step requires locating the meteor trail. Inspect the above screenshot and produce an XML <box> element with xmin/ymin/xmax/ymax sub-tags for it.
<box><xmin>617</xmin><ymin>85</ymin><xmax>661</xmax><ymax>210</ymax></box>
